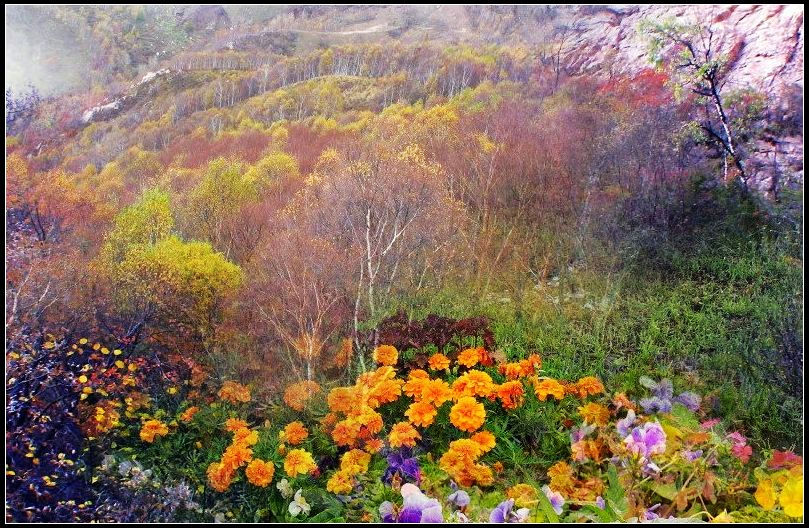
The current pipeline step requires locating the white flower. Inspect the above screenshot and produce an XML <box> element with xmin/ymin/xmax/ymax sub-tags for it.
<box><xmin>288</xmin><ymin>489</ymin><xmax>310</xmax><ymax>517</ymax></box>
<box><xmin>276</xmin><ymin>478</ymin><xmax>293</xmax><ymax>499</ymax></box>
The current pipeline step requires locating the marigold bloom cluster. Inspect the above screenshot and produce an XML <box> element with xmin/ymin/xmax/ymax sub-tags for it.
<box><xmin>372</xmin><ymin>344</ymin><xmax>399</xmax><ymax>366</ymax></box>
<box><xmin>534</xmin><ymin>378</ymin><xmax>566</xmax><ymax>401</ymax></box>
<box><xmin>245</xmin><ymin>459</ymin><xmax>275</xmax><ymax>487</ymax></box>
<box><xmin>496</xmin><ymin>380</ymin><xmax>525</xmax><ymax>410</ymax></box>
<box><xmin>427</xmin><ymin>353</ymin><xmax>451</xmax><ymax>371</ymax></box>
<box><xmin>284</xmin><ymin>448</ymin><xmax>317</xmax><ymax>477</ymax></box>
<box><xmin>207</xmin><ymin>418</ymin><xmax>261</xmax><ymax>492</ymax></box>
<box><xmin>280</xmin><ymin>421</ymin><xmax>309</xmax><ymax>445</ymax></box>
<box><xmin>139</xmin><ymin>418</ymin><xmax>168</xmax><ymax>443</ymax></box>
<box><xmin>440</xmin><ymin>437</ymin><xmax>494</xmax><ymax>487</ymax></box>
<box><xmin>218</xmin><ymin>381</ymin><xmax>251</xmax><ymax>404</ymax></box>
<box><xmin>389</xmin><ymin>421</ymin><xmax>422</xmax><ymax>448</ymax></box>
<box><xmin>449</xmin><ymin>396</ymin><xmax>486</xmax><ymax>432</ymax></box>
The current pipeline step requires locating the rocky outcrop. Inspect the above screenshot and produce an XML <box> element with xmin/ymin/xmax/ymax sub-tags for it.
<box><xmin>563</xmin><ymin>5</ymin><xmax>803</xmax><ymax>99</ymax></box>
<box><xmin>81</xmin><ymin>69</ymin><xmax>173</xmax><ymax>124</ymax></box>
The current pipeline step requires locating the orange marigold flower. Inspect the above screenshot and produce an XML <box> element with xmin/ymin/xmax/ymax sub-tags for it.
<box><xmin>328</xmin><ymin>387</ymin><xmax>356</xmax><ymax>414</ymax></box>
<box><xmin>519</xmin><ymin>354</ymin><xmax>542</xmax><ymax>376</ymax></box>
<box><xmin>612</xmin><ymin>392</ymin><xmax>637</xmax><ymax>411</ymax></box>
<box><xmin>578</xmin><ymin>402</ymin><xmax>610</xmax><ymax>426</ymax></box>
<box><xmin>368</xmin><ymin>378</ymin><xmax>403</xmax><ymax>407</ymax></box>
<box><xmin>547</xmin><ymin>461</ymin><xmax>574</xmax><ymax>493</ymax></box>
<box><xmin>453</xmin><ymin>370</ymin><xmax>495</xmax><ymax>399</ymax></box>
<box><xmin>218</xmin><ymin>381</ymin><xmax>251</xmax><ymax>404</ymax></box>
<box><xmin>207</xmin><ymin>461</ymin><xmax>234</xmax><ymax>492</ymax></box>
<box><xmin>284</xmin><ymin>448</ymin><xmax>317</xmax><ymax>477</ymax></box>
<box><xmin>320</xmin><ymin>412</ymin><xmax>339</xmax><ymax>430</ymax></box>
<box><xmin>457</xmin><ymin>347</ymin><xmax>481</xmax><ymax>368</ymax></box>
<box><xmin>448</xmin><ymin>438</ymin><xmax>483</xmax><ymax>461</ymax></box>
<box><xmin>245</xmin><ymin>459</ymin><xmax>275</xmax><ymax>487</ymax></box>
<box><xmin>408</xmin><ymin>369</ymin><xmax>430</xmax><ymax>380</ymax></box>
<box><xmin>332</xmin><ymin>419</ymin><xmax>361</xmax><ymax>448</ymax></box>
<box><xmin>428</xmin><ymin>353</ymin><xmax>451</xmax><ymax>371</ymax></box>
<box><xmin>575</xmin><ymin>376</ymin><xmax>605</xmax><ymax>398</ymax></box>
<box><xmin>372</xmin><ymin>344</ymin><xmax>399</xmax><ymax>366</ymax></box>
<box><xmin>232</xmin><ymin>427</ymin><xmax>259</xmax><ymax>446</ymax></box>
<box><xmin>470</xmin><ymin>463</ymin><xmax>494</xmax><ymax>486</ymax></box>
<box><xmin>283</xmin><ymin>380</ymin><xmax>321</xmax><ymax>411</ymax></box>
<box><xmin>340</xmin><ymin>449</ymin><xmax>371</xmax><ymax>475</ymax></box>
<box><xmin>498</xmin><ymin>362</ymin><xmax>525</xmax><ymax>380</ymax></box>
<box><xmin>534</xmin><ymin>378</ymin><xmax>566</xmax><ymax>401</ymax></box>
<box><xmin>389</xmin><ymin>421</ymin><xmax>421</xmax><ymax>448</ymax></box>
<box><xmin>364</xmin><ymin>438</ymin><xmax>384</xmax><ymax>454</ymax></box>
<box><xmin>356</xmin><ymin>407</ymin><xmax>384</xmax><ymax>435</ymax></box>
<box><xmin>225</xmin><ymin>417</ymin><xmax>249</xmax><ymax>432</ymax></box>
<box><xmin>405</xmin><ymin>401</ymin><xmax>437</xmax><ymax>428</ymax></box>
<box><xmin>420</xmin><ymin>378</ymin><xmax>453</xmax><ymax>407</ymax></box>
<box><xmin>450</xmin><ymin>396</ymin><xmax>486</xmax><ymax>433</ymax></box>
<box><xmin>222</xmin><ymin>442</ymin><xmax>253</xmax><ymax>471</ymax></box>
<box><xmin>493</xmin><ymin>461</ymin><xmax>505</xmax><ymax>474</ymax></box>
<box><xmin>471</xmin><ymin>430</ymin><xmax>496</xmax><ymax>453</ymax></box>
<box><xmin>180</xmin><ymin>406</ymin><xmax>199</xmax><ymax>423</ymax></box>
<box><xmin>496</xmin><ymin>380</ymin><xmax>525</xmax><ymax>410</ymax></box>
<box><xmin>280</xmin><ymin>421</ymin><xmax>309</xmax><ymax>445</ymax></box>
<box><xmin>139</xmin><ymin>419</ymin><xmax>169</xmax><ymax>443</ymax></box>
<box><xmin>327</xmin><ymin>469</ymin><xmax>354</xmax><ymax>495</ymax></box>
<box><xmin>571</xmin><ymin>438</ymin><xmax>607</xmax><ymax>463</ymax></box>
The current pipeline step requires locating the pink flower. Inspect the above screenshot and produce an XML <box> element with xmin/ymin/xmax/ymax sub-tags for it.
<box><xmin>731</xmin><ymin>443</ymin><xmax>752</xmax><ymax>463</ymax></box>
<box><xmin>726</xmin><ymin>431</ymin><xmax>747</xmax><ymax>446</ymax></box>
<box><xmin>700</xmin><ymin>418</ymin><xmax>720</xmax><ymax>429</ymax></box>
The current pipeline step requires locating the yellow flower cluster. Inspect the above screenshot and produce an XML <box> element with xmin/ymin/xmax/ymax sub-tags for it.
<box><xmin>327</xmin><ymin>449</ymin><xmax>371</xmax><ymax>495</ymax></box>
<box><xmin>284</xmin><ymin>448</ymin><xmax>317</xmax><ymax>477</ymax></box>
<box><xmin>755</xmin><ymin>467</ymin><xmax>803</xmax><ymax>518</ymax></box>
<box><xmin>507</xmin><ymin>483</ymin><xmax>539</xmax><ymax>507</ymax></box>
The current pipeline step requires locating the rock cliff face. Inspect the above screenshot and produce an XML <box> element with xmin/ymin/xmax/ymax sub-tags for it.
<box><xmin>560</xmin><ymin>4</ymin><xmax>803</xmax><ymax>196</ymax></box>
<box><xmin>564</xmin><ymin>5</ymin><xmax>803</xmax><ymax>97</ymax></box>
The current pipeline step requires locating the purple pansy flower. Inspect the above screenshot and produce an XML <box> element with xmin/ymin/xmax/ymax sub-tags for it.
<box><xmin>381</xmin><ymin>483</ymin><xmax>443</xmax><ymax>523</ymax></box>
<box><xmin>383</xmin><ymin>448</ymin><xmax>421</xmax><ymax>485</ymax></box>
<box><xmin>489</xmin><ymin>498</ymin><xmax>529</xmax><ymax>523</ymax></box>
<box><xmin>616</xmin><ymin>409</ymin><xmax>636</xmax><ymax>437</ymax></box>
<box><xmin>673</xmin><ymin>391</ymin><xmax>701</xmax><ymax>412</ymax></box>
<box><xmin>624</xmin><ymin>421</ymin><xmax>667</xmax><ymax>459</ymax></box>
<box><xmin>542</xmin><ymin>485</ymin><xmax>565</xmax><ymax>515</ymax></box>
<box><xmin>447</xmin><ymin>481</ymin><xmax>470</xmax><ymax>509</ymax></box>
<box><xmin>595</xmin><ymin>496</ymin><xmax>606</xmax><ymax>510</ymax></box>
<box><xmin>682</xmin><ymin>449</ymin><xmax>703</xmax><ymax>462</ymax></box>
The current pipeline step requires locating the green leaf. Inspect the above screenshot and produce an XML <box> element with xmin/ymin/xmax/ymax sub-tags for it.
<box><xmin>652</xmin><ymin>482</ymin><xmax>679</xmax><ymax>501</ymax></box>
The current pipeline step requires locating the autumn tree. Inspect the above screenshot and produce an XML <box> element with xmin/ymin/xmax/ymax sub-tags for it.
<box><xmin>641</xmin><ymin>18</ymin><xmax>763</xmax><ymax>192</ymax></box>
<box><xmin>96</xmin><ymin>187</ymin><xmax>243</xmax><ymax>346</ymax></box>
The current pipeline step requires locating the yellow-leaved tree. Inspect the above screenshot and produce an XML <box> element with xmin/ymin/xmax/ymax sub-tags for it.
<box><xmin>96</xmin><ymin>187</ymin><xmax>243</xmax><ymax>346</ymax></box>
